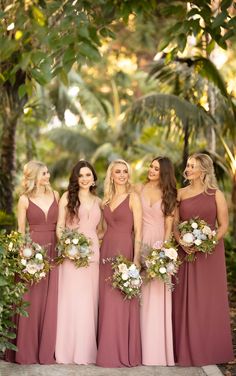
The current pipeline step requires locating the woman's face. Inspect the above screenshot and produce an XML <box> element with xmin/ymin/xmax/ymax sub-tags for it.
<box><xmin>148</xmin><ymin>160</ymin><xmax>160</xmax><ymax>182</ymax></box>
<box><xmin>111</xmin><ymin>163</ymin><xmax>129</xmax><ymax>186</ymax></box>
<box><xmin>78</xmin><ymin>167</ymin><xmax>94</xmax><ymax>189</ymax></box>
<box><xmin>184</xmin><ymin>157</ymin><xmax>201</xmax><ymax>181</ymax></box>
<box><xmin>37</xmin><ymin>166</ymin><xmax>50</xmax><ymax>186</ymax></box>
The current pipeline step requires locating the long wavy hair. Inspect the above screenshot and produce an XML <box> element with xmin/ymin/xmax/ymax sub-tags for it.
<box><xmin>103</xmin><ymin>159</ymin><xmax>132</xmax><ymax>206</ymax></box>
<box><xmin>21</xmin><ymin>160</ymin><xmax>52</xmax><ymax>196</ymax></box>
<box><xmin>149</xmin><ymin>156</ymin><xmax>177</xmax><ymax>216</ymax></box>
<box><xmin>67</xmin><ymin>160</ymin><xmax>97</xmax><ymax>220</ymax></box>
<box><xmin>184</xmin><ymin>153</ymin><xmax>218</xmax><ymax>192</ymax></box>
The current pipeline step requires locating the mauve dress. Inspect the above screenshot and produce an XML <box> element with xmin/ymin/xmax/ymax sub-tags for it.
<box><xmin>140</xmin><ymin>193</ymin><xmax>174</xmax><ymax>366</ymax></box>
<box><xmin>55</xmin><ymin>200</ymin><xmax>101</xmax><ymax>364</ymax></box>
<box><xmin>96</xmin><ymin>195</ymin><xmax>141</xmax><ymax>367</ymax></box>
<box><xmin>5</xmin><ymin>195</ymin><xmax>58</xmax><ymax>364</ymax></box>
<box><xmin>173</xmin><ymin>190</ymin><xmax>233</xmax><ymax>366</ymax></box>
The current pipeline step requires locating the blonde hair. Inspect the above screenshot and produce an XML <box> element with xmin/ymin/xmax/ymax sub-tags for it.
<box><xmin>103</xmin><ymin>159</ymin><xmax>132</xmax><ymax>206</ymax></box>
<box><xmin>185</xmin><ymin>153</ymin><xmax>218</xmax><ymax>192</ymax></box>
<box><xmin>21</xmin><ymin>160</ymin><xmax>52</xmax><ymax>196</ymax></box>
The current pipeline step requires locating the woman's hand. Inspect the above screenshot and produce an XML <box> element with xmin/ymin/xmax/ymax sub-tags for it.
<box><xmin>133</xmin><ymin>255</ymin><xmax>141</xmax><ymax>270</ymax></box>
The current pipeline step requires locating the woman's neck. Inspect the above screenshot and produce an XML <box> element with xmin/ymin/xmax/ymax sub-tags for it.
<box><xmin>189</xmin><ymin>179</ymin><xmax>204</xmax><ymax>191</ymax></box>
<box><xmin>114</xmin><ymin>185</ymin><xmax>127</xmax><ymax>196</ymax></box>
<box><xmin>78</xmin><ymin>189</ymin><xmax>93</xmax><ymax>200</ymax></box>
<box><xmin>34</xmin><ymin>186</ymin><xmax>46</xmax><ymax>196</ymax></box>
<box><xmin>146</xmin><ymin>181</ymin><xmax>160</xmax><ymax>190</ymax></box>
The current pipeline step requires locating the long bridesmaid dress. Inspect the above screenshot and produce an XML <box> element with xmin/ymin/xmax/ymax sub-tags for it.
<box><xmin>55</xmin><ymin>199</ymin><xmax>101</xmax><ymax>364</ymax></box>
<box><xmin>96</xmin><ymin>195</ymin><xmax>141</xmax><ymax>368</ymax></box>
<box><xmin>140</xmin><ymin>193</ymin><xmax>174</xmax><ymax>365</ymax></box>
<box><xmin>173</xmin><ymin>190</ymin><xmax>233</xmax><ymax>366</ymax></box>
<box><xmin>5</xmin><ymin>195</ymin><xmax>59</xmax><ymax>364</ymax></box>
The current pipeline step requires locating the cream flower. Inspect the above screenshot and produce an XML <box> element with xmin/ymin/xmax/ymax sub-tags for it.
<box><xmin>35</xmin><ymin>253</ymin><xmax>43</xmax><ymax>260</ymax></box>
<box><xmin>159</xmin><ymin>267</ymin><xmax>167</xmax><ymax>274</ymax></box>
<box><xmin>191</xmin><ymin>222</ymin><xmax>198</xmax><ymax>229</ymax></box>
<box><xmin>21</xmin><ymin>259</ymin><xmax>27</xmax><ymax>266</ymax></box>
<box><xmin>164</xmin><ymin>247</ymin><xmax>178</xmax><ymax>261</ymax></box>
<box><xmin>118</xmin><ymin>263</ymin><xmax>128</xmax><ymax>273</ymax></box>
<box><xmin>202</xmin><ymin>225</ymin><xmax>212</xmax><ymax>235</ymax></box>
<box><xmin>22</xmin><ymin>247</ymin><xmax>33</xmax><ymax>258</ymax></box>
<box><xmin>194</xmin><ymin>239</ymin><xmax>202</xmax><ymax>246</ymax></box>
<box><xmin>25</xmin><ymin>263</ymin><xmax>38</xmax><ymax>274</ymax></box>
<box><xmin>182</xmin><ymin>233</ymin><xmax>194</xmax><ymax>244</ymax></box>
<box><xmin>65</xmin><ymin>238</ymin><xmax>71</xmax><ymax>245</ymax></box>
<box><xmin>72</xmin><ymin>238</ymin><xmax>79</xmax><ymax>245</ymax></box>
<box><xmin>67</xmin><ymin>245</ymin><xmax>79</xmax><ymax>257</ymax></box>
<box><xmin>121</xmin><ymin>272</ymin><xmax>129</xmax><ymax>281</ymax></box>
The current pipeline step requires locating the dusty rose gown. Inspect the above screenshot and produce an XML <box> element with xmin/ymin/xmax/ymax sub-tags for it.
<box><xmin>5</xmin><ymin>195</ymin><xmax>59</xmax><ymax>364</ymax></box>
<box><xmin>96</xmin><ymin>195</ymin><xmax>141</xmax><ymax>367</ymax></box>
<box><xmin>55</xmin><ymin>199</ymin><xmax>101</xmax><ymax>364</ymax></box>
<box><xmin>173</xmin><ymin>190</ymin><xmax>233</xmax><ymax>366</ymax></box>
<box><xmin>140</xmin><ymin>193</ymin><xmax>174</xmax><ymax>365</ymax></box>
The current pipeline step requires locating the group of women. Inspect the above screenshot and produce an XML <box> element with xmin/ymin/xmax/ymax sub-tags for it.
<box><xmin>5</xmin><ymin>153</ymin><xmax>233</xmax><ymax>367</ymax></box>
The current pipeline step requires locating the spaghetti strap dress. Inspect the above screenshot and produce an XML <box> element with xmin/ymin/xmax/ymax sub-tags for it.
<box><xmin>5</xmin><ymin>194</ymin><xmax>58</xmax><ymax>364</ymax></box>
<box><xmin>96</xmin><ymin>195</ymin><xmax>141</xmax><ymax>367</ymax></box>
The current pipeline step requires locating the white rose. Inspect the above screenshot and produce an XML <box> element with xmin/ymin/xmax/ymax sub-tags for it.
<box><xmin>118</xmin><ymin>263</ymin><xmax>128</xmax><ymax>273</ymax></box>
<box><xmin>164</xmin><ymin>248</ymin><xmax>178</xmax><ymax>261</ymax></box>
<box><xmin>131</xmin><ymin>279</ymin><xmax>141</xmax><ymax>286</ymax></box>
<box><xmin>191</xmin><ymin>222</ymin><xmax>198</xmax><ymax>229</ymax></box>
<box><xmin>35</xmin><ymin>253</ymin><xmax>43</xmax><ymax>260</ymax></box>
<box><xmin>182</xmin><ymin>233</ymin><xmax>194</xmax><ymax>245</ymax></box>
<box><xmin>39</xmin><ymin>272</ymin><xmax>46</xmax><ymax>278</ymax></box>
<box><xmin>21</xmin><ymin>259</ymin><xmax>27</xmax><ymax>266</ymax></box>
<box><xmin>22</xmin><ymin>247</ymin><xmax>33</xmax><ymax>258</ymax></box>
<box><xmin>65</xmin><ymin>238</ymin><xmax>71</xmax><ymax>244</ymax></box>
<box><xmin>194</xmin><ymin>239</ymin><xmax>202</xmax><ymax>246</ymax></box>
<box><xmin>72</xmin><ymin>238</ymin><xmax>79</xmax><ymax>245</ymax></box>
<box><xmin>25</xmin><ymin>263</ymin><xmax>38</xmax><ymax>274</ymax></box>
<box><xmin>123</xmin><ymin>282</ymin><xmax>129</xmax><ymax>287</ymax></box>
<box><xmin>202</xmin><ymin>225</ymin><xmax>211</xmax><ymax>235</ymax></box>
<box><xmin>121</xmin><ymin>272</ymin><xmax>129</xmax><ymax>281</ymax></box>
<box><xmin>159</xmin><ymin>267</ymin><xmax>167</xmax><ymax>274</ymax></box>
<box><xmin>8</xmin><ymin>242</ymin><xmax>13</xmax><ymax>251</ymax></box>
<box><xmin>128</xmin><ymin>264</ymin><xmax>136</xmax><ymax>271</ymax></box>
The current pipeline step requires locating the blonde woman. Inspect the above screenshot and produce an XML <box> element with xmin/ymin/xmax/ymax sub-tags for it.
<box><xmin>6</xmin><ymin>160</ymin><xmax>59</xmax><ymax>364</ymax></box>
<box><xmin>173</xmin><ymin>153</ymin><xmax>233</xmax><ymax>366</ymax></box>
<box><xmin>96</xmin><ymin>159</ymin><xmax>142</xmax><ymax>367</ymax></box>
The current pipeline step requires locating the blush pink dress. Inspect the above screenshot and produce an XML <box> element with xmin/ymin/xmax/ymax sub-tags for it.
<box><xmin>140</xmin><ymin>193</ymin><xmax>174</xmax><ymax>365</ymax></box>
<box><xmin>55</xmin><ymin>199</ymin><xmax>101</xmax><ymax>364</ymax></box>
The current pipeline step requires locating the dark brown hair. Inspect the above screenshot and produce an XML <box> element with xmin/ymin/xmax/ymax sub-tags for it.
<box><xmin>67</xmin><ymin>160</ymin><xmax>97</xmax><ymax>220</ymax></box>
<box><xmin>151</xmin><ymin>156</ymin><xmax>177</xmax><ymax>216</ymax></box>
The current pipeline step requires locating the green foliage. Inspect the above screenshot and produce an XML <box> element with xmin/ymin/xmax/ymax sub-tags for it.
<box><xmin>158</xmin><ymin>1</ymin><xmax>236</xmax><ymax>55</ymax></box>
<box><xmin>0</xmin><ymin>211</ymin><xmax>16</xmax><ymax>228</ymax></box>
<box><xmin>0</xmin><ymin>230</ymin><xmax>28</xmax><ymax>353</ymax></box>
<box><xmin>224</xmin><ymin>234</ymin><xmax>236</xmax><ymax>285</ymax></box>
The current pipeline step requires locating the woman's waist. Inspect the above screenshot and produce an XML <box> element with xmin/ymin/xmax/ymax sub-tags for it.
<box><xmin>30</xmin><ymin>224</ymin><xmax>56</xmax><ymax>232</ymax></box>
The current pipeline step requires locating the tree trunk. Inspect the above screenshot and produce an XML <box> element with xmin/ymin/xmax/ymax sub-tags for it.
<box><xmin>0</xmin><ymin>70</ymin><xmax>26</xmax><ymax>214</ymax></box>
<box><xmin>232</xmin><ymin>172</ymin><xmax>236</xmax><ymax>242</ymax></box>
<box><xmin>182</xmin><ymin>120</ymin><xmax>189</xmax><ymax>185</ymax></box>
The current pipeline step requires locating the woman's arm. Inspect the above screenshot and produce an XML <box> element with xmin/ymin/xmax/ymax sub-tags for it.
<box><xmin>215</xmin><ymin>190</ymin><xmax>228</xmax><ymax>240</ymax></box>
<box><xmin>164</xmin><ymin>213</ymin><xmax>175</xmax><ymax>242</ymax></box>
<box><xmin>17</xmin><ymin>195</ymin><xmax>28</xmax><ymax>234</ymax></box>
<box><xmin>56</xmin><ymin>192</ymin><xmax>68</xmax><ymax>239</ymax></box>
<box><xmin>130</xmin><ymin>192</ymin><xmax>143</xmax><ymax>268</ymax></box>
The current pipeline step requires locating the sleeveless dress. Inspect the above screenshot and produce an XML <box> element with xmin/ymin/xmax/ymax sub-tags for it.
<box><xmin>140</xmin><ymin>193</ymin><xmax>174</xmax><ymax>365</ymax></box>
<box><xmin>5</xmin><ymin>195</ymin><xmax>59</xmax><ymax>364</ymax></box>
<box><xmin>55</xmin><ymin>199</ymin><xmax>101</xmax><ymax>364</ymax></box>
<box><xmin>173</xmin><ymin>191</ymin><xmax>234</xmax><ymax>366</ymax></box>
<box><xmin>96</xmin><ymin>195</ymin><xmax>141</xmax><ymax>368</ymax></box>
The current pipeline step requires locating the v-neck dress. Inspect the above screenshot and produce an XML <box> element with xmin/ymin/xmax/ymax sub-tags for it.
<box><xmin>172</xmin><ymin>190</ymin><xmax>233</xmax><ymax>366</ymax></box>
<box><xmin>140</xmin><ymin>193</ymin><xmax>174</xmax><ymax>365</ymax></box>
<box><xmin>5</xmin><ymin>194</ymin><xmax>59</xmax><ymax>364</ymax></box>
<box><xmin>55</xmin><ymin>199</ymin><xmax>101</xmax><ymax>364</ymax></box>
<box><xmin>96</xmin><ymin>196</ymin><xmax>141</xmax><ymax>367</ymax></box>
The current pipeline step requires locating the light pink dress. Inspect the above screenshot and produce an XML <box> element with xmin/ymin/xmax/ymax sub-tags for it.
<box><xmin>55</xmin><ymin>199</ymin><xmax>101</xmax><ymax>364</ymax></box>
<box><xmin>140</xmin><ymin>193</ymin><xmax>174</xmax><ymax>366</ymax></box>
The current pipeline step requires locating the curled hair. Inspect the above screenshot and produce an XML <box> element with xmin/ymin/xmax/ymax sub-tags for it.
<box><xmin>185</xmin><ymin>153</ymin><xmax>218</xmax><ymax>192</ymax></box>
<box><xmin>103</xmin><ymin>159</ymin><xmax>132</xmax><ymax>206</ymax></box>
<box><xmin>151</xmin><ymin>156</ymin><xmax>177</xmax><ymax>216</ymax></box>
<box><xmin>67</xmin><ymin>160</ymin><xmax>97</xmax><ymax>220</ymax></box>
<box><xmin>21</xmin><ymin>160</ymin><xmax>51</xmax><ymax>196</ymax></box>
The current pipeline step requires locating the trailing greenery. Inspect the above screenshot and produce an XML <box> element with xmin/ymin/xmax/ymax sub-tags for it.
<box><xmin>0</xmin><ymin>231</ymin><xmax>28</xmax><ymax>353</ymax></box>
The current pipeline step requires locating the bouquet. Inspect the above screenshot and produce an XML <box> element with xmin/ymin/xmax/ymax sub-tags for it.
<box><xmin>178</xmin><ymin>217</ymin><xmax>218</xmax><ymax>261</ymax></box>
<box><xmin>6</xmin><ymin>231</ymin><xmax>51</xmax><ymax>284</ymax></box>
<box><xmin>56</xmin><ymin>228</ymin><xmax>93</xmax><ymax>268</ymax></box>
<box><xmin>142</xmin><ymin>240</ymin><xmax>180</xmax><ymax>290</ymax></box>
<box><xmin>103</xmin><ymin>255</ymin><xmax>142</xmax><ymax>300</ymax></box>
